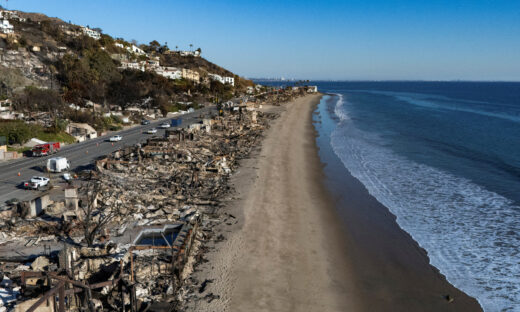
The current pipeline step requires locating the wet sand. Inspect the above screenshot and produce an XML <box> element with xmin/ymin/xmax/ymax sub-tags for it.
<box><xmin>187</xmin><ymin>94</ymin><xmax>482</xmax><ymax>311</ymax></box>
<box><xmin>314</xmin><ymin>94</ymin><xmax>483</xmax><ymax>311</ymax></box>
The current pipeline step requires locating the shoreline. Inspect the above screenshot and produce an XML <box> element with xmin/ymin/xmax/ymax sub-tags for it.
<box><xmin>314</xmin><ymin>93</ymin><xmax>483</xmax><ymax>311</ymax></box>
<box><xmin>183</xmin><ymin>93</ymin><xmax>482</xmax><ymax>311</ymax></box>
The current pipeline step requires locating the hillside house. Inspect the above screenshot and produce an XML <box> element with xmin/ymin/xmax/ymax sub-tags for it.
<box><xmin>208</xmin><ymin>73</ymin><xmax>235</xmax><ymax>86</ymax></box>
<box><xmin>179</xmin><ymin>50</ymin><xmax>201</xmax><ymax>57</ymax></box>
<box><xmin>0</xmin><ymin>99</ymin><xmax>11</xmax><ymax>112</ymax></box>
<box><xmin>127</xmin><ymin>44</ymin><xmax>146</xmax><ymax>55</ymax></box>
<box><xmin>0</xmin><ymin>10</ymin><xmax>25</xmax><ymax>22</ymax></box>
<box><xmin>0</xmin><ymin>17</ymin><xmax>14</xmax><ymax>34</ymax></box>
<box><xmin>146</xmin><ymin>59</ymin><xmax>160</xmax><ymax>69</ymax></box>
<box><xmin>208</xmin><ymin>73</ymin><xmax>224</xmax><ymax>84</ymax></box>
<box><xmin>120</xmin><ymin>61</ymin><xmax>145</xmax><ymax>71</ymax></box>
<box><xmin>182</xmin><ymin>68</ymin><xmax>200</xmax><ymax>82</ymax></box>
<box><xmin>223</xmin><ymin>76</ymin><xmax>235</xmax><ymax>86</ymax></box>
<box><xmin>80</xmin><ymin>26</ymin><xmax>101</xmax><ymax>40</ymax></box>
<box><xmin>66</xmin><ymin>123</ymin><xmax>98</xmax><ymax>142</ymax></box>
<box><xmin>156</xmin><ymin>67</ymin><xmax>182</xmax><ymax>80</ymax></box>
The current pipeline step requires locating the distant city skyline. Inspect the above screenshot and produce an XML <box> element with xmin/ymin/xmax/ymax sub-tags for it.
<box><xmin>5</xmin><ymin>0</ymin><xmax>520</xmax><ymax>81</ymax></box>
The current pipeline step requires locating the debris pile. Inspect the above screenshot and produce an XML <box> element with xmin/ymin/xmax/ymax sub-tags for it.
<box><xmin>0</xmin><ymin>105</ymin><xmax>278</xmax><ymax>310</ymax></box>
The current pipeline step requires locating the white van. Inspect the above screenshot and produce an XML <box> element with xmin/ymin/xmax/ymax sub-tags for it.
<box><xmin>46</xmin><ymin>157</ymin><xmax>70</xmax><ymax>173</ymax></box>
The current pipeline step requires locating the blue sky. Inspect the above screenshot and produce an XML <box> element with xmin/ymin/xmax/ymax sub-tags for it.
<box><xmin>5</xmin><ymin>0</ymin><xmax>520</xmax><ymax>80</ymax></box>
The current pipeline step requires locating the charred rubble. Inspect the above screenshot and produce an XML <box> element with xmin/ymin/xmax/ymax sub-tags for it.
<box><xmin>0</xmin><ymin>103</ymin><xmax>277</xmax><ymax>311</ymax></box>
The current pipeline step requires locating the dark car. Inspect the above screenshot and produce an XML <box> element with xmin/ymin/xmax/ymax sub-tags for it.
<box><xmin>141</xmin><ymin>119</ymin><xmax>150</xmax><ymax>125</ymax></box>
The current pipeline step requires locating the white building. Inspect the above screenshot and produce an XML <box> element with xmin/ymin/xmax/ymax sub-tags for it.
<box><xmin>80</xmin><ymin>26</ymin><xmax>101</xmax><ymax>40</ymax></box>
<box><xmin>156</xmin><ymin>67</ymin><xmax>182</xmax><ymax>80</ymax></box>
<box><xmin>127</xmin><ymin>44</ymin><xmax>146</xmax><ymax>55</ymax></box>
<box><xmin>208</xmin><ymin>73</ymin><xmax>235</xmax><ymax>86</ymax></box>
<box><xmin>0</xmin><ymin>99</ymin><xmax>11</xmax><ymax>112</ymax></box>
<box><xmin>0</xmin><ymin>17</ymin><xmax>14</xmax><ymax>34</ymax></box>
<box><xmin>208</xmin><ymin>73</ymin><xmax>224</xmax><ymax>84</ymax></box>
<box><xmin>0</xmin><ymin>10</ymin><xmax>25</xmax><ymax>22</ymax></box>
<box><xmin>178</xmin><ymin>50</ymin><xmax>201</xmax><ymax>57</ymax></box>
<box><xmin>223</xmin><ymin>76</ymin><xmax>235</xmax><ymax>86</ymax></box>
<box><xmin>307</xmin><ymin>86</ymin><xmax>318</xmax><ymax>93</ymax></box>
<box><xmin>115</xmin><ymin>43</ymin><xmax>124</xmax><ymax>48</ymax></box>
<box><xmin>120</xmin><ymin>61</ymin><xmax>145</xmax><ymax>71</ymax></box>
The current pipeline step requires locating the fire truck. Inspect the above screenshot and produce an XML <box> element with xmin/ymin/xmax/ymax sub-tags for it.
<box><xmin>31</xmin><ymin>142</ymin><xmax>61</xmax><ymax>157</ymax></box>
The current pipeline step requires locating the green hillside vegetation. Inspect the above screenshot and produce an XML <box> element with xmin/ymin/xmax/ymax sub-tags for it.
<box><xmin>0</xmin><ymin>120</ymin><xmax>75</xmax><ymax>145</ymax></box>
<box><xmin>0</xmin><ymin>9</ymin><xmax>256</xmax><ymax>136</ymax></box>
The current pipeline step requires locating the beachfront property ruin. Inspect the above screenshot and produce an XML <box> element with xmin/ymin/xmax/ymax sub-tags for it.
<box><xmin>0</xmin><ymin>93</ymin><xmax>290</xmax><ymax>310</ymax></box>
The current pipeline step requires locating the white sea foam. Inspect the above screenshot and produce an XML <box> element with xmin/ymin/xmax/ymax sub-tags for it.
<box><xmin>332</xmin><ymin>93</ymin><xmax>350</xmax><ymax>121</ymax></box>
<box><xmin>330</xmin><ymin>96</ymin><xmax>520</xmax><ymax>312</ymax></box>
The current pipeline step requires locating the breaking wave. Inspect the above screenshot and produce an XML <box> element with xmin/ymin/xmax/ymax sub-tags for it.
<box><xmin>330</xmin><ymin>95</ymin><xmax>520</xmax><ymax>312</ymax></box>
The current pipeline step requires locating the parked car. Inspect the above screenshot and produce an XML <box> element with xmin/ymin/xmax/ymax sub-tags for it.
<box><xmin>160</xmin><ymin>123</ymin><xmax>170</xmax><ymax>129</ymax></box>
<box><xmin>141</xmin><ymin>119</ymin><xmax>151</xmax><ymax>125</ymax></box>
<box><xmin>146</xmin><ymin>128</ymin><xmax>158</xmax><ymax>134</ymax></box>
<box><xmin>109</xmin><ymin>135</ymin><xmax>123</xmax><ymax>142</ymax></box>
<box><xmin>24</xmin><ymin>176</ymin><xmax>50</xmax><ymax>189</ymax></box>
<box><xmin>63</xmin><ymin>173</ymin><xmax>72</xmax><ymax>181</ymax></box>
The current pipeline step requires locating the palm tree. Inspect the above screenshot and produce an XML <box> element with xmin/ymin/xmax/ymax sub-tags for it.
<box><xmin>175</xmin><ymin>45</ymin><xmax>178</xmax><ymax>51</ymax></box>
<box><xmin>189</xmin><ymin>44</ymin><xmax>193</xmax><ymax>51</ymax></box>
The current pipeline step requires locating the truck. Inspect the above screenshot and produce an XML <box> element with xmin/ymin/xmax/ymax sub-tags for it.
<box><xmin>24</xmin><ymin>176</ymin><xmax>50</xmax><ymax>189</ymax></box>
<box><xmin>170</xmin><ymin>118</ymin><xmax>182</xmax><ymax>127</ymax></box>
<box><xmin>32</xmin><ymin>142</ymin><xmax>61</xmax><ymax>157</ymax></box>
<box><xmin>46</xmin><ymin>157</ymin><xmax>70</xmax><ymax>173</ymax></box>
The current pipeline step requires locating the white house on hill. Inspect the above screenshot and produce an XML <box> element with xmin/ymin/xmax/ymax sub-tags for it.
<box><xmin>0</xmin><ymin>17</ymin><xmax>14</xmax><ymax>34</ymax></box>
<box><xmin>80</xmin><ymin>26</ymin><xmax>101</xmax><ymax>40</ymax></box>
<box><xmin>156</xmin><ymin>67</ymin><xmax>182</xmax><ymax>80</ymax></box>
<box><xmin>208</xmin><ymin>73</ymin><xmax>235</xmax><ymax>86</ymax></box>
<box><xmin>127</xmin><ymin>45</ymin><xmax>146</xmax><ymax>55</ymax></box>
<box><xmin>223</xmin><ymin>76</ymin><xmax>235</xmax><ymax>86</ymax></box>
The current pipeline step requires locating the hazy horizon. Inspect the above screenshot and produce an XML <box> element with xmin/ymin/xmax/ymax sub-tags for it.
<box><xmin>6</xmin><ymin>0</ymin><xmax>520</xmax><ymax>81</ymax></box>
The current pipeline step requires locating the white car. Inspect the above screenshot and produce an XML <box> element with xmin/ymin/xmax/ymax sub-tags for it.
<box><xmin>109</xmin><ymin>135</ymin><xmax>123</xmax><ymax>142</ymax></box>
<box><xmin>146</xmin><ymin>128</ymin><xmax>158</xmax><ymax>134</ymax></box>
<box><xmin>24</xmin><ymin>176</ymin><xmax>50</xmax><ymax>189</ymax></box>
<box><xmin>159</xmin><ymin>123</ymin><xmax>170</xmax><ymax>129</ymax></box>
<box><xmin>63</xmin><ymin>173</ymin><xmax>72</xmax><ymax>181</ymax></box>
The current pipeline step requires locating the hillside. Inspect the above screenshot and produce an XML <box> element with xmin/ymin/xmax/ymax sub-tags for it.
<box><xmin>0</xmin><ymin>8</ymin><xmax>254</xmax><ymax>134</ymax></box>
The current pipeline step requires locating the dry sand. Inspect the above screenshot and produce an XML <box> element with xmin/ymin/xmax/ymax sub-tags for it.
<box><xmin>187</xmin><ymin>94</ymin><xmax>360</xmax><ymax>311</ymax></box>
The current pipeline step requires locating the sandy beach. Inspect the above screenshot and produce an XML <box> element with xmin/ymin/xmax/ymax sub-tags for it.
<box><xmin>186</xmin><ymin>93</ymin><xmax>482</xmax><ymax>311</ymax></box>
<box><xmin>187</xmin><ymin>94</ymin><xmax>360</xmax><ymax>311</ymax></box>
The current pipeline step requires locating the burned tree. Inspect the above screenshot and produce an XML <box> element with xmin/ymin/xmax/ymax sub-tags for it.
<box><xmin>79</xmin><ymin>177</ymin><xmax>119</xmax><ymax>247</ymax></box>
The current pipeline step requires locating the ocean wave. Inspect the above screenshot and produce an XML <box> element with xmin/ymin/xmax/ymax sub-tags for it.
<box><xmin>332</xmin><ymin>93</ymin><xmax>349</xmax><ymax>121</ymax></box>
<box><xmin>330</xmin><ymin>99</ymin><xmax>520</xmax><ymax>311</ymax></box>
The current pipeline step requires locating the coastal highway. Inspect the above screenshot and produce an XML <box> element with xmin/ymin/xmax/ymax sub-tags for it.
<box><xmin>0</xmin><ymin>106</ymin><xmax>215</xmax><ymax>207</ymax></box>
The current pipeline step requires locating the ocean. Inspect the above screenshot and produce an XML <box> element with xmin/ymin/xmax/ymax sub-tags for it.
<box><xmin>258</xmin><ymin>81</ymin><xmax>520</xmax><ymax>311</ymax></box>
